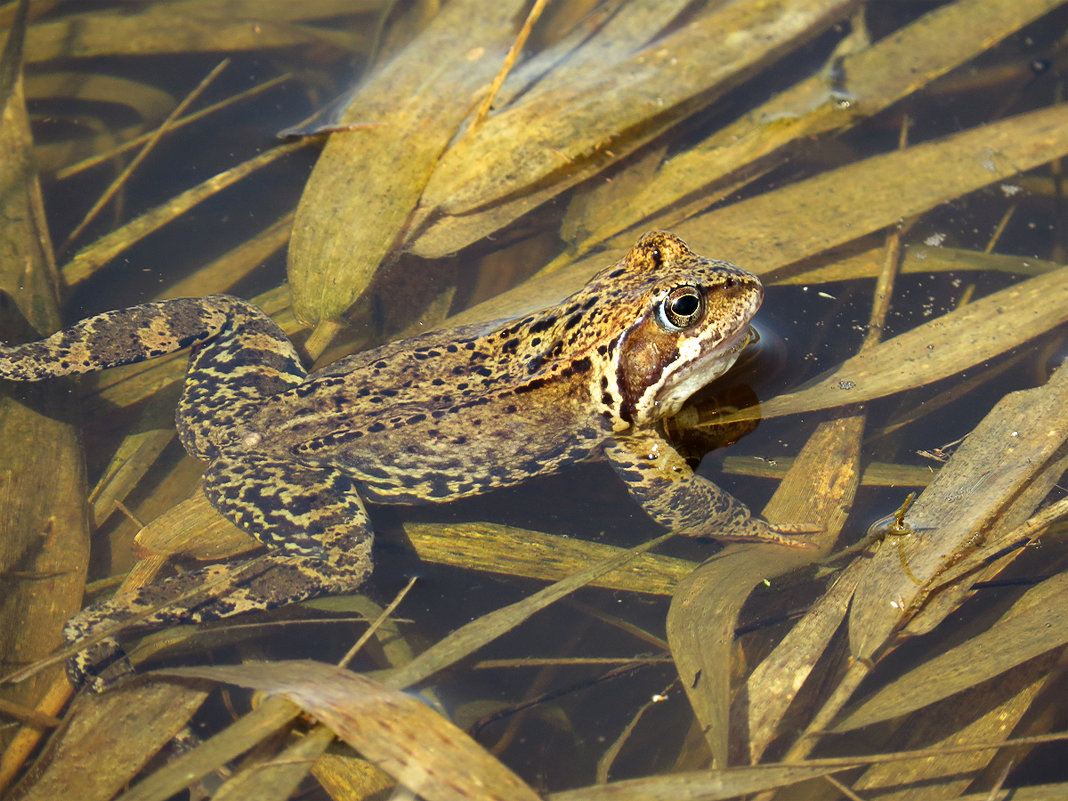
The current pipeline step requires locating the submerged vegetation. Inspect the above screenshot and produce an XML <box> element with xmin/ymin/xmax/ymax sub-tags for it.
<box><xmin>0</xmin><ymin>0</ymin><xmax>1066</xmax><ymax>799</ymax></box>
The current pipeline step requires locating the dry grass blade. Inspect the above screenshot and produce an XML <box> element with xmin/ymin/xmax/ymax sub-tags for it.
<box><xmin>52</xmin><ymin>72</ymin><xmax>290</xmax><ymax>181</ymax></box>
<box><xmin>582</xmin><ymin>0</ymin><xmax>1062</xmax><ymax>252</ymax></box>
<box><xmin>777</xmin><ymin>245</ymin><xmax>1063</xmax><ymax>284</ymax></box>
<box><xmin>550</xmin><ymin>736</ymin><xmax>1068</xmax><ymax>800</ymax></box>
<box><xmin>720</xmin><ymin>455</ymin><xmax>934</xmax><ymax>488</ymax></box>
<box><xmin>714</xmin><ymin>263</ymin><xmax>1068</xmax><ymax>424</ymax></box>
<box><xmin>851</xmin><ymin>656</ymin><xmax>1058</xmax><ymax>798</ymax></box>
<box><xmin>548</xmin><ymin>762</ymin><xmax>854</xmax><ymax>801</ymax></box>
<box><xmin>772</xmin><ymin>361</ymin><xmax>1068</xmax><ymax>774</ymax></box>
<box><xmin>25</xmin><ymin>69</ymin><xmax>175</xmax><ymax>122</ymax></box>
<box><xmin>159</xmin><ymin>661</ymin><xmax>542</xmax><ymax>801</ymax></box>
<box><xmin>313</xmin><ymin>752</ymin><xmax>395</xmax><ymax>799</ymax></box>
<box><xmin>404</xmin><ymin>521</ymin><xmax>695</xmax><ymax>595</ymax></box>
<box><xmin>25</xmin><ymin>6</ymin><xmax>364</xmax><ymax>63</ymax></box>
<box><xmin>287</xmin><ymin>0</ymin><xmax>527</xmax><ymax>327</ymax></box>
<box><xmin>211</xmin><ymin>724</ymin><xmax>336</xmax><ymax>801</ymax></box>
<box><xmin>16</xmin><ymin>684</ymin><xmax>208</xmax><ymax>801</ymax></box>
<box><xmin>62</xmin><ymin>58</ymin><xmax>230</xmax><ymax>251</ymax></box>
<box><xmin>834</xmin><ymin>571</ymin><xmax>1068</xmax><ymax>732</ymax></box>
<box><xmin>409</xmin><ymin>0</ymin><xmax>855</xmax><ymax>260</ymax></box>
<box><xmin>742</xmin><ymin>557</ymin><xmax>867</xmax><ymax>763</ymax></box>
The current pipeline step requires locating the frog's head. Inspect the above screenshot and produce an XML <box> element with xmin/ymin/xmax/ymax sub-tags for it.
<box><xmin>585</xmin><ymin>231</ymin><xmax>763</xmax><ymax>430</ymax></box>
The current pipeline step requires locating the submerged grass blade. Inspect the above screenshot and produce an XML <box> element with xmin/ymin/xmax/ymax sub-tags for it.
<box><xmin>668</xmin><ymin>416</ymin><xmax>861</xmax><ymax>764</ymax></box>
<box><xmin>159</xmin><ymin>661</ymin><xmax>542</xmax><ymax>801</ymax></box>
<box><xmin>583</xmin><ymin>0</ymin><xmax>1064</xmax><ymax>252</ymax></box>
<box><xmin>848</xmin><ymin>363</ymin><xmax>1068</xmax><ymax>661</ymax></box>
<box><xmin>776</xmin><ymin>362</ymin><xmax>1068</xmax><ymax>770</ymax></box>
<box><xmin>61</xmin><ymin>140</ymin><xmax>308</xmax><ymax>287</ymax></box>
<box><xmin>835</xmin><ymin>571</ymin><xmax>1068</xmax><ymax>732</ymax></box>
<box><xmin>114</xmin><ymin>696</ymin><xmax>303</xmax><ymax>801</ymax></box>
<box><xmin>383</xmin><ymin>533</ymin><xmax>673</xmax><ymax>690</ymax></box>
<box><xmin>671</xmin><ymin>102</ymin><xmax>1068</xmax><ymax>275</ymax></box>
<box><xmin>409</xmin><ymin>0</ymin><xmax>855</xmax><ymax>260</ymax></box>
<box><xmin>404</xmin><ymin>521</ymin><xmax>695</xmax><ymax>596</ymax></box>
<box><xmin>0</xmin><ymin>0</ymin><xmax>89</xmax><ymax>774</ymax></box>
<box><xmin>18</xmin><ymin>684</ymin><xmax>208</xmax><ymax>801</ymax></box>
<box><xmin>287</xmin><ymin>0</ymin><xmax>527</xmax><ymax>326</ymax></box>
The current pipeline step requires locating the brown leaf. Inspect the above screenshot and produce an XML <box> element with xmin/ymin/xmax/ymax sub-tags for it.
<box><xmin>19</xmin><ymin>684</ymin><xmax>208</xmax><ymax>801</ymax></box>
<box><xmin>160</xmin><ymin>661</ymin><xmax>542</xmax><ymax>801</ymax></box>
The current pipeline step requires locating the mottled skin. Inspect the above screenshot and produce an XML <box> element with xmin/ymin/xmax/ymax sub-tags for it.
<box><xmin>0</xmin><ymin>232</ymin><xmax>803</xmax><ymax>687</ymax></box>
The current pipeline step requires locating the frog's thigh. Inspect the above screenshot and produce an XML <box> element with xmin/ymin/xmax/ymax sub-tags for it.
<box><xmin>203</xmin><ymin>452</ymin><xmax>373</xmax><ymax>568</ymax></box>
<box><xmin>605</xmin><ymin>433</ymin><xmax>759</xmax><ymax>537</ymax></box>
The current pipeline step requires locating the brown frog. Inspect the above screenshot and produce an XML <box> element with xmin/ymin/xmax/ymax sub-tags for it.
<box><xmin>0</xmin><ymin>231</ymin><xmax>805</xmax><ymax>685</ymax></box>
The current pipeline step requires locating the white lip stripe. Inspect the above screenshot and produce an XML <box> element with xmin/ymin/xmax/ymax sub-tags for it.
<box><xmin>635</xmin><ymin>295</ymin><xmax>759</xmax><ymax>421</ymax></box>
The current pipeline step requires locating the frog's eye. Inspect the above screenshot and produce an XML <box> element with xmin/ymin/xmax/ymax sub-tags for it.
<box><xmin>656</xmin><ymin>286</ymin><xmax>704</xmax><ymax>331</ymax></box>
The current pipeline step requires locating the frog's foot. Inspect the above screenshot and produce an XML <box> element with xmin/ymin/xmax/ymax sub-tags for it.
<box><xmin>63</xmin><ymin>551</ymin><xmax>373</xmax><ymax>690</ymax></box>
<box><xmin>63</xmin><ymin>634</ymin><xmax>133</xmax><ymax>692</ymax></box>
<box><xmin>605</xmin><ymin>436</ymin><xmax>821</xmax><ymax>548</ymax></box>
<box><xmin>65</xmin><ymin>454</ymin><xmax>375</xmax><ymax>690</ymax></box>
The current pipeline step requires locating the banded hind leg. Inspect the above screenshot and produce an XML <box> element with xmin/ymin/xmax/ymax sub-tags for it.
<box><xmin>0</xmin><ymin>294</ymin><xmax>307</xmax><ymax>457</ymax></box>
<box><xmin>65</xmin><ymin>454</ymin><xmax>374</xmax><ymax>688</ymax></box>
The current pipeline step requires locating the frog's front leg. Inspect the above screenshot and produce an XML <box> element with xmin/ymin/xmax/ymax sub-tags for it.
<box><xmin>65</xmin><ymin>453</ymin><xmax>374</xmax><ymax>689</ymax></box>
<box><xmin>605</xmin><ymin>432</ymin><xmax>812</xmax><ymax>547</ymax></box>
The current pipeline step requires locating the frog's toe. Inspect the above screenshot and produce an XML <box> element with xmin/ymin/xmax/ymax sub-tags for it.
<box><xmin>748</xmin><ymin>519</ymin><xmax>822</xmax><ymax>548</ymax></box>
<box><xmin>756</xmin><ymin>522</ymin><xmax>822</xmax><ymax>549</ymax></box>
<box><xmin>699</xmin><ymin>516</ymin><xmax>822</xmax><ymax>548</ymax></box>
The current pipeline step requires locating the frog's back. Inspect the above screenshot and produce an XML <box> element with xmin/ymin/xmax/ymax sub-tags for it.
<box><xmin>248</xmin><ymin>320</ymin><xmax>608</xmax><ymax>504</ymax></box>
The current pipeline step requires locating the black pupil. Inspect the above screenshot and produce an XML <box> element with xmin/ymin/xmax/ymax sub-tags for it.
<box><xmin>672</xmin><ymin>293</ymin><xmax>700</xmax><ymax>317</ymax></box>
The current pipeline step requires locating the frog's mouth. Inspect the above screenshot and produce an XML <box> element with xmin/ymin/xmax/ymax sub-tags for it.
<box><xmin>655</xmin><ymin>324</ymin><xmax>756</xmax><ymax>415</ymax></box>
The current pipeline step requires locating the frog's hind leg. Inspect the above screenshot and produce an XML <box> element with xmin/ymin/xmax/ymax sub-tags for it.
<box><xmin>175</xmin><ymin>297</ymin><xmax>306</xmax><ymax>460</ymax></box>
<box><xmin>65</xmin><ymin>453</ymin><xmax>373</xmax><ymax>688</ymax></box>
<box><xmin>0</xmin><ymin>294</ymin><xmax>307</xmax><ymax>460</ymax></box>
<box><xmin>0</xmin><ymin>296</ymin><xmax>241</xmax><ymax>380</ymax></box>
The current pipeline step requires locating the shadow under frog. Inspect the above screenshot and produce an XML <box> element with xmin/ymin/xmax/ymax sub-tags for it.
<box><xmin>0</xmin><ymin>231</ymin><xmax>808</xmax><ymax>688</ymax></box>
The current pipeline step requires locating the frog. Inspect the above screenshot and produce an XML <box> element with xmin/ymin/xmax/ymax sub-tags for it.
<box><xmin>0</xmin><ymin>231</ymin><xmax>807</xmax><ymax>687</ymax></box>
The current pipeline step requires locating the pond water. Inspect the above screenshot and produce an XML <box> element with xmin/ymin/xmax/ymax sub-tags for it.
<box><xmin>2</xmin><ymin>1</ymin><xmax>1067</xmax><ymax>799</ymax></box>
